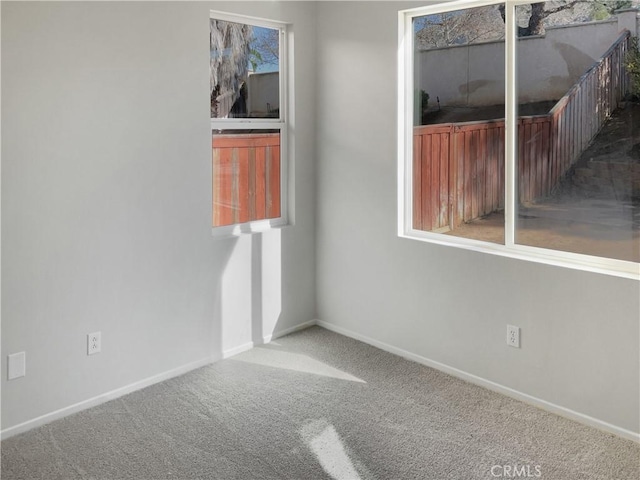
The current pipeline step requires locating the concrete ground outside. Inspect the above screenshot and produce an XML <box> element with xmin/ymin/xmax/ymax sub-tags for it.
<box><xmin>445</xmin><ymin>103</ymin><xmax>640</xmax><ymax>263</ymax></box>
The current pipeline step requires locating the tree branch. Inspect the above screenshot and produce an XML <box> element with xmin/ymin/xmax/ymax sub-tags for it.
<box><xmin>539</xmin><ymin>0</ymin><xmax>580</xmax><ymax>19</ymax></box>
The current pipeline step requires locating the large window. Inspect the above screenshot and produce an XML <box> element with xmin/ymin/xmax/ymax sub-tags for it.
<box><xmin>399</xmin><ymin>1</ymin><xmax>640</xmax><ymax>278</ymax></box>
<box><xmin>210</xmin><ymin>12</ymin><xmax>288</xmax><ymax>234</ymax></box>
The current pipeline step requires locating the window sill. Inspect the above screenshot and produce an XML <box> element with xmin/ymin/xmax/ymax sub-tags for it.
<box><xmin>211</xmin><ymin>217</ymin><xmax>290</xmax><ymax>239</ymax></box>
<box><xmin>399</xmin><ymin>229</ymin><xmax>640</xmax><ymax>280</ymax></box>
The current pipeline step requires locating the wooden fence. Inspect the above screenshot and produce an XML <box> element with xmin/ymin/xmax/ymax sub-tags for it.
<box><xmin>212</xmin><ymin>133</ymin><xmax>280</xmax><ymax>227</ymax></box>
<box><xmin>414</xmin><ymin>121</ymin><xmax>505</xmax><ymax>232</ymax></box>
<box><xmin>414</xmin><ymin>31</ymin><xmax>631</xmax><ymax>232</ymax></box>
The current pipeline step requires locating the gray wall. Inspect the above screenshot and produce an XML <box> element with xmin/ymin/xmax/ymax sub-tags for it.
<box><xmin>418</xmin><ymin>20</ymin><xmax>619</xmax><ymax>107</ymax></box>
<box><xmin>1</xmin><ymin>1</ymin><xmax>317</xmax><ymax>431</ymax></box>
<box><xmin>315</xmin><ymin>2</ymin><xmax>639</xmax><ymax>434</ymax></box>
<box><xmin>248</xmin><ymin>72</ymin><xmax>280</xmax><ymax>116</ymax></box>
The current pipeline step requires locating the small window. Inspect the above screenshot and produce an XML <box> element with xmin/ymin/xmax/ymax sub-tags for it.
<box><xmin>210</xmin><ymin>12</ymin><xmax>288</xmax><ymax>234</ymax></box>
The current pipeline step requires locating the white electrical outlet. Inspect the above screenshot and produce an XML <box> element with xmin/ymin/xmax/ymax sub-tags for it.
<box><xmin>507</xmin><ymin>325</ymin><xmax>520</xmax><ymax>348</ymax></box>
<box><xmin>8</xmin><ymin>352</ymin><xmax>26</xmax><ymax>380</ymax></box>
<box><xmin>87</xmin><ymin>332</ymin><xmax>101</xmax><ymax>355</ymax></box>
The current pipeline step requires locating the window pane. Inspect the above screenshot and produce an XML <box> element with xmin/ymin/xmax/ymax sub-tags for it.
<box><xmin>210</xmin><ymin>19</ymin><xmax>280</xmax><ymax>119</ymax></box>
<box><xmin>413</xmin><ymin>5</ymin><xmax>506</xmax><ymax>244</ymax></box>
<box><xmin>515</xmin><ymin>1</ymin><xmax>639</xmax><ymax>262</ymax></box>
<box><xmin>212</xmin><ymin>130</ymin><xmax>281</xmax><ymax>227</ymax></box>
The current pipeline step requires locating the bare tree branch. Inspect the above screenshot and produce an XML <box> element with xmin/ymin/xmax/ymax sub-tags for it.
<box><xmin>540</xmin><ymin>0</ymin><xmax>580</xmax><ymax>18</ymax></box>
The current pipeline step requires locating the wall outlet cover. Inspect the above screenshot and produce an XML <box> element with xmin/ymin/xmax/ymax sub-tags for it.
<box><xmin>8</xmin><ymin>352</ymin><xmax>26</xmax><ymax>380</ymax></box>
<box><xmin>87</xmin><ymin>332</ymin><xmax>101</xmax><ymax>355</ymax></box>
<box><xmin>507</xmin><ymin>325</ymin><xmax>520</xmax><ymax>348</ymax></box>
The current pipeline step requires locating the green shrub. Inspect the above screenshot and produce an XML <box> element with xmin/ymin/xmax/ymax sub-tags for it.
<box><xmin>415</xmin><ymin>90</ymin><xmax>431</xmax><ymax>125</ymax></box>
<box><xmin>625</xmin><ymin>36</ymin><xmax>640</xmax><ymax>99</ymax></box>
<box><xmin>421</xmin><ymin>90</ymin><xmax>430</xmax><ymax>111</ymax></box>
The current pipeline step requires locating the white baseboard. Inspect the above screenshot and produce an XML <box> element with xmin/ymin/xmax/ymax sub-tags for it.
<box><xmin>2</xmin><ymin>320</ymin><xmax>319</xmax><ymax>439</ymax></box>
<box><xmin>222</xmin><ymin>341</ymin><xmax>255</xmax><ymax>359</ymax></box>
<box><xmin>0</xmin><ymin>355</ymin><xmax>218</xmax><ymax>441</ymax></box>
<box><xmin>223</xmin><ymin>320</ymin><xmax>318</xmax><ymax>358</ymax></box>
<box><xmin>9</xmin><ymin>320</ymin><xmax>632</xmax><ymax>444</ymax></box>
<box><xmin>264</xmin><ymin>319</ymin><xmax>317</xmax><ymax>343</ymax></box>
<box><xmin>316</xmin><ymin>320</ymin><xmax>640</xmax><ymax>443</ymax></box>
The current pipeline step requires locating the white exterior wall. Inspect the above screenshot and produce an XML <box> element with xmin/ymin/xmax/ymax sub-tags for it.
<box><xmin>316</xmin><ymin>2</ymin><xmax>639</xmax><ymax>436</ymax></box>
<box><xmin>1</xmin><ymin>1</ymin><xmax>317</xmax><ymax>434</ymax></box>
<box><xmin>248</xmin><ymin>72</ymin><xmax>280</xmax><ymax>116</ymax></box>
<box><xmin>418</xmin><ymin>20</ymin><xmax>620</xmax><ymax>107</ymax></box>
<box><xmin>617</xmin><ymin>8</ymin><xmax>639</xmax><ymax>36</ymax></box>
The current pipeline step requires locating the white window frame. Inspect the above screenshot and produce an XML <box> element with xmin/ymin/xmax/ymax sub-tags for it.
<box><xmin>398</xmin><ymin>0</ymin><xmax>640</xmax><ymax>280</ymax></box>
<box><xmin>210</xmin><ymin>10</ymin><xmax>290</xmax><ymax>237</ymax></box>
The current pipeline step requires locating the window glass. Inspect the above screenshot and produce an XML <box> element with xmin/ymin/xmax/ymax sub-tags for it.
<box><xmin>413</xmin><ymin>5</ymin><xmax>506</xmax><ymax>244</ymax></box>
<box><xmin>212</xmin><ymin>130</ymin><xmax>281</xmax><ymax>227</ymax></box>
<box><xmin>515</xmin><ymin>1</ymin><xmax>639</xmax><ymax>262</ymax></box>
<box><xmin>210</xmin><ymin>19</ymin><xmax>280</xmax><ymax>119</ymax></box>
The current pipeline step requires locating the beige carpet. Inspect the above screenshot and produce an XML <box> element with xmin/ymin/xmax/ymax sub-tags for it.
<box><xmin>2</xmin><ymin>326</ymin><xmax>638</xmax><ymax>479</ymax></box>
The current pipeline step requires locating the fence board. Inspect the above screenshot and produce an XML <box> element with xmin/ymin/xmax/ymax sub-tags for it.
<box><xmin>212</xmin><ymin>148</ymin><xmax>221</xmax><ymax>226</ymax></box>
<box><xmin>255</xmin><ymin>147</ymin><xmax>267</xmax><ymax>220</ymax></box>
<box><xmin>431</xmin><ymin>133</ymin><xmax>441</xmax><ymax>229</ymax></box>
<box><xmin>449</xmin><ymin>132</ymin><xmax>458</xmax><ymax>228</ymax></box>
<box><xmin>237</xmin><ymin>146</ymin><xmax>250</xmax><ymax>224</ymax></box>
<box><xmin>455</xmin><ymin>128</ymin><xmax>465</xmax><ymax>226</ymax></box>
<box><xmin>422</xmin><ymin>134</ymin><xmax>433</xmax><ymax>231</ymax></box>
<box><xmin>498</xmin><ymin>125</ymin><xmax>504</xmax><ymax>207</ymax></box>
<box><xmin>411</xmin><ymin>31</ymin><xmax>630</xmax><ymax>232</ymax></box>
<box><xmin>216</xmin><ymin>147</ymin><xmax>235</xmax><ymax>226</ymax></box>
<box><xmin>212</xmin><ymin>132</ymin><xmax>280</xmax><ymax>227</ymax></box>
<box><xmin>413</xmin><ymin>135</ymin><xmax>423</xmax><ymax>230</ymax></box>
<box><xmin>463</xmin><ymin>131</ymin><xmax>473</xmax><ymax>222</ymax></box>
<box><xmin>479</xmin><ymin>128</ymin><xmax>487</xmax><ymax>216</ymax></box>
<box><xmin>439</xmin><ymin>133</ymin><xmax>450</xmax><ymax>228</ymax></box>
<box><xmin>267</xmin><ymin>145</ymin><xmax>281</xmax><ymax>219</ymax></box>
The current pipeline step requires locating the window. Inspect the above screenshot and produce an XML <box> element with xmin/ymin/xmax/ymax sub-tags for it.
<box><xmin>210</xmin><ymin>12</ymin><xmax>288</xmax><ymax>235</ymax></box>
<box><xmin>399</xmin><ymin>1</ymin><xmax>640</xmax><ymax>278</ymax></box>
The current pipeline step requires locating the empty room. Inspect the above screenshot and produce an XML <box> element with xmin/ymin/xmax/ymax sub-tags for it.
<box><xmin>1</xmin><ymin>1</ymin><xmax>639</xmax><ymax>479</ymax></box>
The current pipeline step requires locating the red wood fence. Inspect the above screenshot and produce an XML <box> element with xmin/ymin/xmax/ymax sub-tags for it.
<box><xmin>212</xmin><ymin>133</ymin><xmax>280</xmax><ymax>227</ymax></box>
<box><xmin>414</xmin><ymin>120</ymin><xmax>506</xmax><ymax>232</ymax></box>
<box><xmin>414</xmin><ymin>31</ymin><xmax>631</xmax><ymax>232</ymax></box>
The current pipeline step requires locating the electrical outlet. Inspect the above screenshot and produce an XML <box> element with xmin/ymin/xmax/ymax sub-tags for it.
<box><xmin>507</xmin><ymin>325</ymin><xmax>520</xmax><ymax>348</ymax></box>
<box><xmin>8</xmin><ymin>352</ymin><xmax>26</xmax><ymax>380</ymax></box>
<box><xmin>87</xmin><ymin>332</ymin><xmax>101</xmax><ymax>355</ymax></box>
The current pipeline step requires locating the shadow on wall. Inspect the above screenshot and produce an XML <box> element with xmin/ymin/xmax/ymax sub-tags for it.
<box><xmin>548</xmin><ymin>41</ymin><xmax>596</xmax><ymax>95</ymax></box>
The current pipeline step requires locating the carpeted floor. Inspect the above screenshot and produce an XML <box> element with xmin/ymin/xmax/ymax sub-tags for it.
<box><xmin>1</xmin><ymin>326</ymin><xmax>639</xmax><ymax>479</ymax></box>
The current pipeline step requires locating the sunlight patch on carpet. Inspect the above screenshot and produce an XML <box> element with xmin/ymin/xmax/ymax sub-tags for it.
<box><xmin>301</xmin><ymin>419</ymin><xmax>363</xmax><ymax>480</ymax></box>
<box><xmin>231</xmin><ymin>348</ymin><xmax>366</xmax><ymax>383</ymax></box>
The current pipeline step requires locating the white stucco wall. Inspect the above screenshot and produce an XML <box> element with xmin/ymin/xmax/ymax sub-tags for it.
<box><xmin>248</xmin><ymin>72</ymin><xmax>280</xmax><ymax>116</ymax></box>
